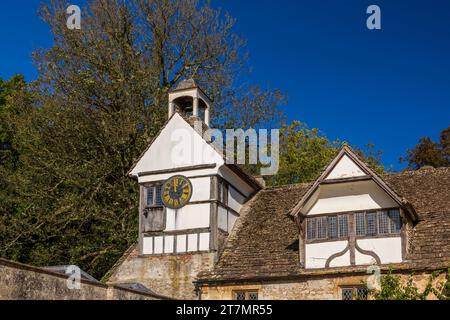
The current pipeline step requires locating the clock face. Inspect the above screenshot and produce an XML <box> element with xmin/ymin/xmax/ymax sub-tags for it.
<box><xmin>162</xmin><ymin>175</ymin><xmax>193</xmax><ymax>209</ymax></box>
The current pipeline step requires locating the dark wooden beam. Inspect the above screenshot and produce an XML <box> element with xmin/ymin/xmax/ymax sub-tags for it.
<box><xmin>138</xmin><ymin>164</ymin><xmax>216</xmax><ymax>177</ymax></box>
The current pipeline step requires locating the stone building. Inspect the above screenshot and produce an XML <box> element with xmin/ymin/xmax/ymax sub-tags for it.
<box><xmin>106</xmin><ymin>80</ymin><xmax>450</xmax><ymax>300</ymax></box>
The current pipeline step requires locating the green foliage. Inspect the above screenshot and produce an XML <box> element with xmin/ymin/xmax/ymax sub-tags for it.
<box><xmin>264</xmin><ymin>121</ymin><xmax>385</xmax><ymax>186</ymax></box>
<box><xmin>371</xmin><ymin>269</ymin><xmax>450</xmax><ymax>300</ymax></box>
<box><xmin>264</xmin><ymin>121</ymin><xmax>338</xmax><ymax>186</ymax></box>
<box><xmin>400</xmin><ymin>126</ymin><xmax>450</xmax><ymax>169</ymax></box>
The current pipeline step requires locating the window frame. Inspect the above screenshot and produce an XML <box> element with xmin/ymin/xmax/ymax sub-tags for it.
<box><xmin>145</xmin><ymin>184</ymin><xmax>164</xmax><ymax>208</ymax></box>
<box><xmin>340</xmin><ymin>286</ymin><xmax>368</xmax><ymax>300</ymax></box>
<box><xmin>232</xmin><ymin>290</ymin><xmax>259</xmax><ymax>300</ymax></box>
<box><xmin>305</xmin><ymin>208</ymin><xmax>402</xmax><ymax>243</ymax></box>
<box><xmin>306</xmin><ymin>212</ymin><xmax>351</xmax><ymax>243</ymax></box>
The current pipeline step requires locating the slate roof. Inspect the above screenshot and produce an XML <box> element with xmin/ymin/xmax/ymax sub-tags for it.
<box><xmin>196</xmin><ymin>167</ymin><xmax>450</xmax><ymax>283</ymax></box>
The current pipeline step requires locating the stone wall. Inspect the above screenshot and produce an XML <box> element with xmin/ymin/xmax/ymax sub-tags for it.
<box><xmin>0</xmin><ymin>258</ymin><xmax>166</xmax><ymax>300</ymax></box>
<box><xmin>107</xmin><ymin>246</ymin><xmax>215</xmax><ymax>299</ymax></box>
<box><xmin>200</xmin><ymin>272</ymin><xmax>445</xmax><ymax>300</ymax></box>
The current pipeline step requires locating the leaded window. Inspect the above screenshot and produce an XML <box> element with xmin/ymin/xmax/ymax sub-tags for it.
<box><xmin>366</xmin><ymin>211</ymin><xmax>378</xmax><ymax>236</ymax></box>
<box><xmin>248</xmin><ymin>292</ymin><xmax>259</xmax><ymax>300</ymax></box>
<box><xmin>338</xmin><ymin>215</ymin><xmax>348</xmax><ymax>237</ymax></box>
<box><xmin>389</xmin><ymin>209</ymin><xmax>402</xmax><ymax>233</ymax></box>
<box><xmin>355</xmin><ymin>212</ymin><xmax>366</xmax><ymax>236</ymax></box>
<box><xmin>146</xmin><ymin>185</ymin><xmax>163</xmax><ymax>207</ymax></box>
<box><xmin>342</xmin><ymin>288</ymin><xmax>353</xmax><ymax>300</ymax></box>
<box><xmin>378</xmin><ymin>211</ymin><xmax>390</xmax><ymax>234</ymax></box>
<box><xmin>306</xmin><ymin>209</ymin><xmax>402</xmax><ymax>243</ymax></box>
<box><xmin>358</xmin><ymin>210</ymin><xmax>402</xmax><ymax>237</ymax></box>
<box><xmin>233</xmin><ymin>291</ymin><xmax>259</xmax><ymax>300</ymax></box>
<box><xmin>328</xmin><ymin>216</ymin><xmax>338</xmax><ymax>239</ymax></box>
<box><xmin>341</xmin><ymin>286</ymin><xmax>368</xmax><ymax>300</ymax></box>
<box><xmin>317</xmin><ymin>216</ymin><xmax>328</xmax><ymax>239</ymax></box>
<box><xmin>307</xmin><ymin>218</ymin><xmax>316</xmax><ymax>240</ymax></box>
<box><xmin>234</xmin><ymin>291</ymin><xmax>245</xmax><ymax>300</ymax></box>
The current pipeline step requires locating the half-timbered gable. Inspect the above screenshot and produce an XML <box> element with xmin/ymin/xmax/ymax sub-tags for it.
<box><xmin>290</xmin><ymin>145</ymin><xmax>417</xmax><ymax>269</ymax></box>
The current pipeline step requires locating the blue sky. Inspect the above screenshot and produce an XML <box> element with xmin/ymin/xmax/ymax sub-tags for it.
<box><xmin>1</xmin><ymin>1</ymin><xmax>449</xmax><ymax>170</ymax></box>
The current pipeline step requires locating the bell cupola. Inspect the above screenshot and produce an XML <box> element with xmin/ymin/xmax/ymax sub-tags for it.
<box><xmin>168</xmin><ymin>79</ymin><xmax>212</xmax><ymax>126</ymax></box>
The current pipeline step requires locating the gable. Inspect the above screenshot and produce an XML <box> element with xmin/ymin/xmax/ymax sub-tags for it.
<box><xmin>303</xmin><ymin>180</ymin><xmax>398</xmax><ymax>215</ymax></box>
<box><xmin>289</xmin><ymin>145</ymin><xmax>416</xmax><ymax>220</ymax></box>
<box><xmin>325</xmin><ymin>154</ymin><xmax>366</xmax><ymax>180</ymax></box>
<box><xmin>129</xmin><ymin>113</ymin><xmax>224</xmax><ymax>180</ymax></box>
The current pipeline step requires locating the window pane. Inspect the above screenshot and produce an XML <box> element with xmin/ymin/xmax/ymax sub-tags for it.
<box><xmin>307</xmin><ymin>218</ymin><xmax>316</xmax><ymax>240</ymax></box>
<box><xmin>328</xmin><ymin>216</ymin><xmax>338</xmax><ymax>239</ymax></box>
<box><xmin>356</xmin><ymin>287</ymin><xmax>368</xmax><ymax>300</ymax></box>
<box><xmin>342</xmin><ymin>288</ymin><xmax>353</xmax><ymax>300</ymax></box>
<box><xmin>378</xmin><ymin>211</ymin><xmax>390</xmax><ymax>234</ymax></box>
<box><xmin>366</xmin><ymin>212</ymin><xmax>377</xmax><ymax>236</ymax></box>
<box><xmin>338</xmin><ymin>215</ymin><xmax>348</xmax><ymax>238</ymax></box>
<box><xmin>389</xmin><ymin>209</ymin><xmax>402</xmax><ymax>233</ymax></box>
<box><xmin>146</xmin><ymin>187</ymin><xmax>154</xmax><ymax>206</ymax></box>
<box><xmin>234</xmin><ymin>292</ymin><xmax>245</xmax><ymax>300</ymax></box>
<box><xmin>248</xmin><ymin>292</ymin><xmax>258</xmax><ymax>300</ymax></box>
<box><xmin>155</xmin><ymin>185</ymin><xmax>163</xmax><ymax>206</ymax></box>
<box><xmin>356</xmin><ymin>212</ymin><xmax>366</xmax><ymax>236</ymax></box>
<box><xmin>317</xmin><ymin>216</ymin><xmax>327</xmax><ymax>239</ymax></box>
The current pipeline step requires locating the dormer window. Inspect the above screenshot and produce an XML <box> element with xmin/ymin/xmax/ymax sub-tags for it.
<box><xmin>306</xmin><ymin>209</ymin><xmax>402</xmax><ymax>243</ymax></box>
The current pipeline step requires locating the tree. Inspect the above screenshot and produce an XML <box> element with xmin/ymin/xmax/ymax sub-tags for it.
<box><xmin>262</xmin><ymin>121</ymin><xmax>385</xmax><ymax>186</ymax></box>
<box><xmin>0</xmin><ymin>0</ymin><xmax>285</xmax><ymax>279</ymax></box>
<box><xmin>264</xmin><ymin>121</ymin><xmax>338</xmax><ymax>186</ymax></box>
<box><xmin>400</xmin><ymin>126</ymin><xmax>450</xmax><ymax>169</ymax></box>
<box><xmin>0</xmin><ymin>75</ymin><xmax>25</xmax><ymax>169</ymax></box>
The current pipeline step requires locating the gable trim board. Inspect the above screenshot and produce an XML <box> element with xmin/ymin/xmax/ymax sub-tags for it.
<box><xmin>289</xmin><ymin>145</ymin><xmax>418</xmax><ymax>222</ymax></box>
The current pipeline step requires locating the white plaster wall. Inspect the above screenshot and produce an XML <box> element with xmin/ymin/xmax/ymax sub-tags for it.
<box><xmin>190</xmin><ymin>177</ymin><xmax>210</xmax><ymax>202</ymax></box>
<box><xmin>154</xmin><ymin>236</ymin><xmax>163</xmax><ymax>254</ymax></box>
<box><xmin>354</xmin><ymin>250</ymin><xmax>376</xmax><ymax>266</ymax></box>
<box><xmin>357</xmin><ymin>237</ymin><xmax>402</xmax><ymax>264</ymax></box>
<box><xmin>165</xmin><ymin>204</ymin><xmax>210</xmax><ymax>231</ymax></box>
<box><xmin>329</xmin><ymin>251</ymin><xmax>351</xmax><ymax>268</ymax></box>
<box><xmin>325</xmin><ymin>154</ymin><xmax>366</xmax><ymax>180</ymax></box>
<box><xmin>164</xmin><ymin>236</ymin><xmax>174</xmax><ymax>254</ymax></box>
<box><xmin>131</xmin><ymin>113</ymin><xmax>224</xmax><ymax>180</ymax></box>
<box><xmin>165</xmin><ymin>209</ymin><xmax>176</xmax><ymax>230</ymax></box>
<box><xmin>199</xmin><ymin>233</ymin><xmax>210</xmax><ymax>251</ymax></box>
<box><xmin>305</xmin><ymin>241</ymin><xmax>348</xmax><ymax>269</ymax></box>
<box><xmin>305</xmin><ymin>180</ymin><xmax>397</xmax><ymax>215</ymax></box>
<box><xmin>173</xmin><ymin>232</ymin><xmax>210</xmax><ymax>253</ymax></box>
<box><xmin>143</xmin><ymin>237</ymin><xmax>153</xmax><ymax>255</ymax></box>
<box><xmin>187</xmin><ymin>234</ymin><xmax>198</xmax><ymax>252</ymax></box>
<box><xmin>228</xmin><ymin>186</ymin><xmax>245</xmax><ymax>212</ymax></box>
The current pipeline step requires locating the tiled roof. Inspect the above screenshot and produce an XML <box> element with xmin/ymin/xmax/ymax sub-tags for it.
<box><xmin>197</xmin><ymin>167</ymin><xmax>450</xmax><ymax>283</ymax></box>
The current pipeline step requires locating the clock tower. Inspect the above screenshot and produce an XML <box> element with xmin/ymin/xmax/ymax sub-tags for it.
<box><xmin>107</xmin><ymin>80</ymin><xmax>261</xmax><ymax>299</ymax></box>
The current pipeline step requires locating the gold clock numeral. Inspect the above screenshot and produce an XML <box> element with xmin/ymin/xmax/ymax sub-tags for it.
<box><xmin>162</xmin><ymin>176</ymin><xmax>192</xmax><ymax>209</ymax></box>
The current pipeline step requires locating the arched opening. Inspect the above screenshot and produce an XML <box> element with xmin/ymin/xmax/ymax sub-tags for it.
<box><xmin>173</xmin><ymin>96</ymin><xmax>194</xmax><ymax>117</ymax></box>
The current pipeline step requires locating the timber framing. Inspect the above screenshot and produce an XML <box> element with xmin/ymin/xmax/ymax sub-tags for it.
<box><xmin>289</xmin><ymin>144</ymin><xmax>418</xmax><ymax>222</ymax></box>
